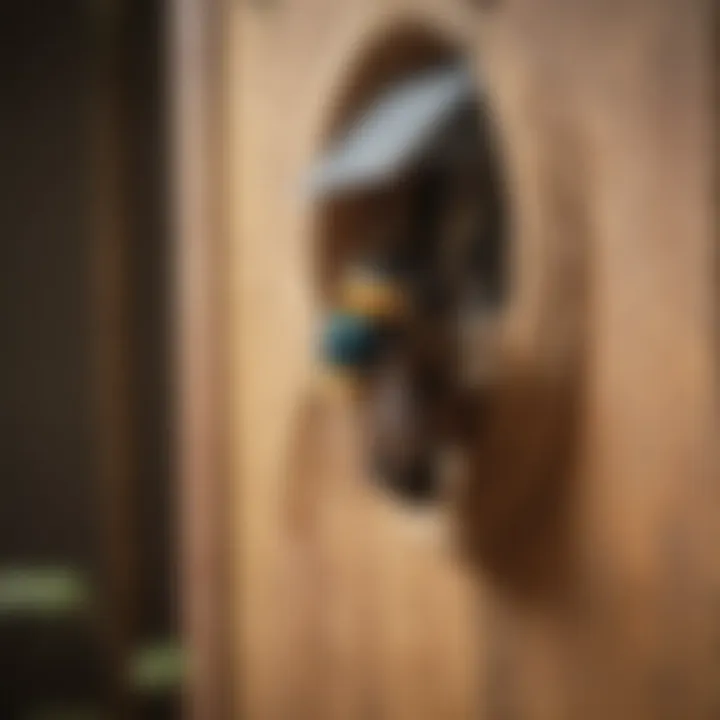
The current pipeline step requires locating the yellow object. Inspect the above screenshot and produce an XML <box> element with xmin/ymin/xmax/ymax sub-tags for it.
<box><xmin>341</xmin><ymin>273</ymin><xmax>408</xmax><ymax>321</ymax></box>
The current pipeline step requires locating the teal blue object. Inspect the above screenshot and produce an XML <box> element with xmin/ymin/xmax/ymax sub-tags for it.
<box><xmin>321</xmin><ymin>312</ymin><xmax>382</xmax><ymax>370</ymax></box>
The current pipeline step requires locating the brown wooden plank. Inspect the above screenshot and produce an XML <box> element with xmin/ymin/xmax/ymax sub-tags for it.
<box><xmin>171</xmin><ymin>0</ymin><xmax>234</xmax><ymax>717</ymax></box>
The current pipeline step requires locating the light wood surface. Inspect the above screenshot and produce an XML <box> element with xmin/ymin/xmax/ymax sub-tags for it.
<box><xmin>220</xmin><ymin>1</ymin><xmax>718</xmax><ymax>718</ymax></box>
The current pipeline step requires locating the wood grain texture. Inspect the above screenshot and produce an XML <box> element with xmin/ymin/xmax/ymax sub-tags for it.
<box><xmin>172</xmin><ymin>0</ymin><xmax>234</xmax><ymax>717</ymax></box>
<box><xmin>226</xmin><ymin>0</ymin><xmax>718</xmax><ymax>718</ymax></box>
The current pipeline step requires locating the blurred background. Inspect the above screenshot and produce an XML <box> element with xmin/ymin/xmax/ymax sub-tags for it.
<box><xmin>1</xmin><ymin>2</ymin><xmax>180</xmax><ymax>717</ymax></box>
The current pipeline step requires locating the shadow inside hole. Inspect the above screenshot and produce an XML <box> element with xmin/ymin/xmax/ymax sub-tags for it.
<box><xmin>308</xmin><ymin>20</ymin><xmax>584</xmax><ymax>605</ymax></box>
<box><xmin>455</xmin><ymin>368</ymin><xmax>585</xmax><ymax>606</ymax></box>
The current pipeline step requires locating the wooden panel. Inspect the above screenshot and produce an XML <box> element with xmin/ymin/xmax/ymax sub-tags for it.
<box><xmin>172</xmin><ymin>0</ymin><xmax>234</xmax><ymax>717</ymax></box>
<box><xmin>225</xmin><ymin>0</ymin><xmax>718</xmax><ymax>718</ymax></box>
<box><xmin>229</xmin><ymin>4</ymin><xmax>481</xmax><ymax>719</ymax></box>
<box><xmin>462</xmin><ymin>2</ymin><xmax>717</xmax><ymax>718</ymax></box>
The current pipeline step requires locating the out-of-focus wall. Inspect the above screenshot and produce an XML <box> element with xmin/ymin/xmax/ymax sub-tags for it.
<box><xmin>0</xmin><ymin>3</ymin><xmax>108</xmax><ymax>713</ymax></box>
<box><xmin>0</xmin><ymin>1</ymin><xmax>178</xmax><ymax>716</ymax></box>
